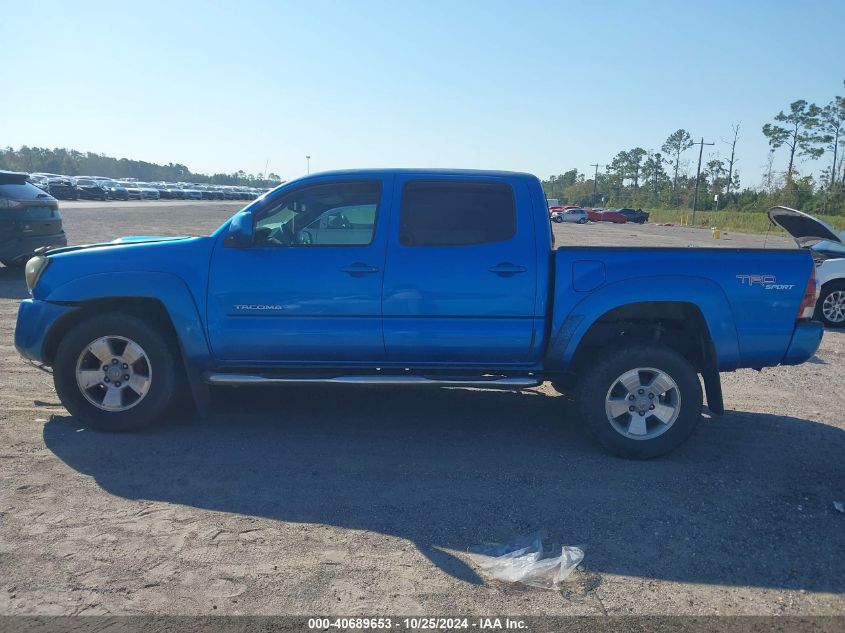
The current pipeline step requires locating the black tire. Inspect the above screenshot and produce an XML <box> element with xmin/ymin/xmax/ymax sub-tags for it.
<box><xmin>577</xmin><ymin>344</ymin><xmax>702</xmax><ymax>459</ymax></box>
<box><xmin>815</xmin><ymin>281</ymin><xmax>845</xmax><ymax>328</ymax></box>
<box><xmin>578</xmin><ymin>218</ymin><xmax>587</xmax><ymax>224</ymax></box>
<box><xmin>53</xmin><ymin>313</ymin><xmax>178</xmax><ymax>432</ymax></box>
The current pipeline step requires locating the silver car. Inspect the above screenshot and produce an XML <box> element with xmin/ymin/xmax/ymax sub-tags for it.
<box><xmin>551</xmin><ymin>208</ymin><xmax>588</xmax><ymax>224</ymax></box>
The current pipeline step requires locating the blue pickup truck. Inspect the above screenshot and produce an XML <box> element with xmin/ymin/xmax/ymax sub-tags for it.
<box><xmin>15</xmin><ymin>170</ymin><xmax>824</xmax><ymax>458</ymax></box>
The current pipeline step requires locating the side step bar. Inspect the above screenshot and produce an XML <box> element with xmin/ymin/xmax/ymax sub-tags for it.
<box><xmin>204</xmin><ymin>373</ymin><xmax>541</xmax><ymax>389</ymax></box>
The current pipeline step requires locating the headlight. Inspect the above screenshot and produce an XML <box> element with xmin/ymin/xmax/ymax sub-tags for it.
<box><xmin>25</xmin><ymin>256</ymin><xmax>50</xmax><ymax>293</ymax></box>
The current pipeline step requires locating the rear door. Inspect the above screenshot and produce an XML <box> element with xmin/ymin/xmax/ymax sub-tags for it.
<box><xmin>382</xmin><ymin>175</ymin><xmax>538</xmax><ymax>364</ymax></box>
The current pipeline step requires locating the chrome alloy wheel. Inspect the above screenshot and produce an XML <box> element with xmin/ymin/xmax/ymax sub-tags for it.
<box><xmin>75</xmin><ymin>336</ymin><xmax>152</xmax><ymax>412</ymax></box>
<box><xmin>822</xmin><ymin>290</ymin><xmax>845</xmax><ymax>324</ymax></box>
<box><xmin>604</xmin><ymin>367</ymin><xmax>681</xmax><ymax>440</ymax></box>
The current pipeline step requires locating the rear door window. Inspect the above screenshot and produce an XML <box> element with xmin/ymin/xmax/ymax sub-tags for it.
<box><xmin>399</xmin><ymin>181</ymin><xmax>516</xmax><ymax>246</ymax></box>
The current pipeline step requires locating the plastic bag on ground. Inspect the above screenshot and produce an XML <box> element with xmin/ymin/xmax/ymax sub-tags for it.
<box><xmin>467</xmin><ymin>530</ymin><xmax>584</xmax><ymax>589</ymax></box>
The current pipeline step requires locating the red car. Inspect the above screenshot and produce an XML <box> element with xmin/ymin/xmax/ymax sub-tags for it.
<box><xmin>587</xmin><ymin>208</ymin><xmax>627</xmax><ymax>223</ymax></box>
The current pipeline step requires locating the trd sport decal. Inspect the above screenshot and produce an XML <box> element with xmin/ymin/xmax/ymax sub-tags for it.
<box><xmin>736</xmin><ymin>274</ymin><xmax>795</xmax><ymax>290</ymax></box>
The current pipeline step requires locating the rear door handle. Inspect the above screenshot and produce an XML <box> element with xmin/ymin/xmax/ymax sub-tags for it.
<box><xmin>341</xmin><ymin>263</ymin><xmax>380</xmax><ymax>276</ymax></box>
<box><xmin>488</xmin><ymin>262</ymin><xmax>527</xmax><ymax>276</ymax></box>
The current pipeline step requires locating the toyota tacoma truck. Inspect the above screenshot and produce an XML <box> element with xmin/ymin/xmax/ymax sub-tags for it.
<box><xmin>14</xmin><ymin>170</ymin><xmax>824</xmax><ymax>458</ymax></box>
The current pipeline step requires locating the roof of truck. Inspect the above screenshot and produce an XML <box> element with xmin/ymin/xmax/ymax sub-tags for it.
<box><xmin>300</xmin><ymin>168</ymin><xmax>537</xmax><ymax>179</ymax></box>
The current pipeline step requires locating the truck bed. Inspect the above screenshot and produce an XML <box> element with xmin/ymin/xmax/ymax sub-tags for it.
<box><xmin>550</xmin><ymin>246</ymin><xmax>815</xmax><ymax>371</ymax></box>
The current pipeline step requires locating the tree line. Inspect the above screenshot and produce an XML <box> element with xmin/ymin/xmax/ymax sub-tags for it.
<box><xmin>542</xmin><ymin>80</ymin><xmax>845</xmax><ymax>215</ymax></box>
<box><xmin>0</xmin><ymin>146</ymin><xmax>284</xmax><ymax>187</ymax></box>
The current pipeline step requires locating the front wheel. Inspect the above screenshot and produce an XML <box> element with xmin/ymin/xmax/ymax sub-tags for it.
<box><xmin>578</xmin><ymin>218</ymin><xmax>587</xmax><ymax>224</ymax></box>
<box><xmin>53</xmin><ymin>313</ymin><xmax>178</xmax><ymax>432</ymax></box>
<box><xmin>816</xmin><ymin>282</ymin><xmax>845</xmax><ymax>328</ymax></box>
<box><xmin>577</xmin><ymin>344</ymin><xmax>702</xmax><ymax>458</ymax></box>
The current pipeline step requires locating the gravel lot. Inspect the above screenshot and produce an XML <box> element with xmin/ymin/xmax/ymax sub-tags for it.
<box><xmin>0</xmin><ymin>201</ymin><xmax>842</xmax><ymax>616</ymax></box>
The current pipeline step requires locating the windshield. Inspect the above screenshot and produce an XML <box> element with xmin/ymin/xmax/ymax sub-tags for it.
<box><xmin>811</xmin><ymin>233</ymin><xmax>845</xmax><ymax>256</ymax></box>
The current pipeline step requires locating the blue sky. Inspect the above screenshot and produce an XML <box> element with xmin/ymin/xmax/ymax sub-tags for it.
<box><xmin>3</xmin><ymin>0</ymin><xmax>843</xmax><ymax>185</ymax></box>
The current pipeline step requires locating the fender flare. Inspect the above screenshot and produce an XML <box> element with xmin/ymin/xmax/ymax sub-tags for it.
<box><xmin>548</xmin><ymin>275</ymin><xmax>741</xmax><ymax>372</ymax></box>
<box><xmin>46</xmin><ymin>271</ymin><xmax>212</xmax><ymax>415</ymax></box>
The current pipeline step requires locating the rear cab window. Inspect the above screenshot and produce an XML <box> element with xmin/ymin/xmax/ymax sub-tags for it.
<box><xmin>399</xmin><ymin>180</ymin><xmax>516</xmax><ymax>246</ymax></box>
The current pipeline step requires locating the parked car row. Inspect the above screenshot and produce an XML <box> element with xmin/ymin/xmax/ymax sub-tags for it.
<box><xmin>27</xmin><ymin>173</ymin><xmax>268</xmax><ymax>201</ymax></box>
<box><xmin>549</xmin><ymin>205</ymin><xmax>650</xmax><ymax>225</ymax></box>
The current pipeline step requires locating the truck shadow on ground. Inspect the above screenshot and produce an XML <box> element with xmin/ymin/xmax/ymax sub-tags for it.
<box><xmin>43</xmin><ymin>385</ymin><xmax>845</xmax><ymax>593</ymax></box>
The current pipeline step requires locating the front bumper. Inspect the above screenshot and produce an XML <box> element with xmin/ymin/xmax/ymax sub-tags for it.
<box><xmin>781</xmin><ymin>320</ymin><xmax>824</xmax><ymax>365</ymax></box>
<box><xmin>15</xmin><ymin>299</ymin><xmax>76</xmax><ymax>364</ymax></box>
<box><xmin>0</xmin><ymin>231</ymin><xmax>67</xmax><ymax>262</ymax></box>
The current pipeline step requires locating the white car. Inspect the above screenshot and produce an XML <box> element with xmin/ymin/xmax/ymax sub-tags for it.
<box><xmin>769</xmin><ymin>206</ymin><xmax>845</xmax><ymax>328</ymax></box>
<box><xmin>135</xmin><ymin>182</ymin><xmax>161</xmax><ymax>200</ymax></box>
<box><xmin>551</xmin><ymin>208</ymin><xmax>588</xmax><ymax>224</ymax></box>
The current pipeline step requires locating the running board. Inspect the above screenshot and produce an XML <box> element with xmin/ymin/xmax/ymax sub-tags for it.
<box><xmin>204</xmin><ymin>373</ymin><xmax>540</xmax><ymax>389</ymax></box>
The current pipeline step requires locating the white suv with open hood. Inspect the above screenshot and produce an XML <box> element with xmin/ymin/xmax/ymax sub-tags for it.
<box><xmin>770</xmin><ymin>206</ymin><xmax>845</xmax><ymax>328</ymax></box>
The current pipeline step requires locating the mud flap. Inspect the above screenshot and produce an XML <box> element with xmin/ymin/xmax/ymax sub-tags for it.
<box><xmin>701</xmin><ymin>366</ymin><xmax>725</xmax><ymax>415</ymax></box>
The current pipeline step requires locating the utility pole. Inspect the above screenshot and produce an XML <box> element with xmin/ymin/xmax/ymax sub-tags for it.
<box><xmin>306</xmin><ymin>155</ymin><xmax>311</xmax><ymax>175</ymax></box>
<box><xmin>691</xmin><ymin>138</ymin><xmax>714</xmax><ymax>225</ymax></box>
<box><xmin>590</xmin><ymin>163</ymin><xmax>604</xmax><ymax>207</ymax></box>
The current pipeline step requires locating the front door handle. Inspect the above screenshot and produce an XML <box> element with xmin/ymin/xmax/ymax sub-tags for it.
<box><xmin>488</xmin><ymin>262</ymin><xmax>527</xmax><ymax>277</ymax></box>
<box><xmin>341</xmin><ymin>263</ymin><xmax>380</xmax><ymax>276</ymax></box>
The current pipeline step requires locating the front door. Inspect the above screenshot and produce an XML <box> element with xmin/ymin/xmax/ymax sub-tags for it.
<box><xmin>206</xmin><ymin>177</ymin><xmax>390</xmax><ymax>363</ymax></box>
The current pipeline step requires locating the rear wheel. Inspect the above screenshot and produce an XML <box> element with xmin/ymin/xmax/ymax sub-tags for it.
<box><xmin>53</xmin><ymin>313</ymin><xmax>178</xmax><ymax>432</ymax></box>
<box><xmin>577</xmin><ymin>344</ymin><xmax>702</xmax><ymax>458</ymax></box>
<box><xmin>816</xmin><ymin>282</ymin><xmax>845</xmax><ymax>328</ymax></box>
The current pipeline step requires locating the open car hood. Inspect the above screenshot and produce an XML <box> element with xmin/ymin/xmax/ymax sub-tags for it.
<box><xmin>767</xmin><ymin>206</ymin><xmax>843</xmax><ymax>248</ymax></box>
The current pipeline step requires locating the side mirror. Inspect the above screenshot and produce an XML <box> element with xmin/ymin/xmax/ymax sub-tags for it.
<box><xmin>225</xmin><ymin>210</ymin><xmax>254</xmax><ymax>247</ymax></box>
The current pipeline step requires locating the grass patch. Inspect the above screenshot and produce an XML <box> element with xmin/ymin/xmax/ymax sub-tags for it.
<box><xmin>648</xmin><ymin>209</ymin><xmax>845</xmax><ymax>235</ymax></box>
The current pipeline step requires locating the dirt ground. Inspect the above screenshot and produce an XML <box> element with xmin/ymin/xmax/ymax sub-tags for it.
<box><xmin>0</xmin><ymin>201</ymin><xmax>842</xmax><ymax>616</ymax></box>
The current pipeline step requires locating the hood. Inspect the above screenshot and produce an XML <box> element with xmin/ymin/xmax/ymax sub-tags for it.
<box><xmin>38</xmin><ymin>235</ymin><xmax>191</xmax><ymax>257</ymax></box>
<box><xmin>111</xmin><ymin>235</ymin><xmax>190</xmax><ymax>244</ymax></box>
<box><xmin>768</xmin><ymin>206</ymin><xmax>843</xmax><ymax>248</ymax></box>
